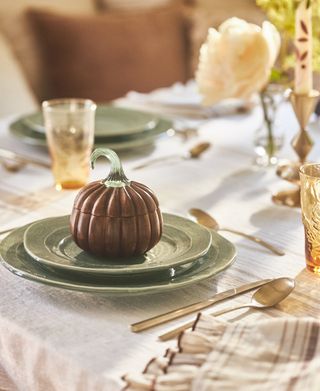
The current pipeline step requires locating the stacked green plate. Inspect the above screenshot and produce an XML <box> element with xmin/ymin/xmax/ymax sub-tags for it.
<box><xmin>0</xmin><ymin>213</ymin><xmax>236</xmax><ymax>295</ymax></box>
<box><xmin>9</xmin><ymin>106</ymin><xmax>173</xmax><ymax>151</ymax></box>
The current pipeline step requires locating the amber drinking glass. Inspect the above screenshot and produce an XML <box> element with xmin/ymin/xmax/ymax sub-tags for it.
<box><xmin>300</xmin><ymin>163</ymin><xmax>320</xmax><ymax>274</ymax></box>
<box><xmin>42</xmin><ymin>99</ymin><xmax>96</xmax><ymax>190</ymax></box>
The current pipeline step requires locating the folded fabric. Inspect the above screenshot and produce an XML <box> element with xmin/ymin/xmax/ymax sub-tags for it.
<box><xmin>123</xmin><ymin>314</ymin><xmax>320</xmax><ymax>390</ymax></box>
<box><xmin>125</xmin><ymin>80</ymin><xmax>203</xmax><ymax>106</ymax></box>
<box><xmin>0</xmin><ymin>362</ymin><xmax>16</xmax><ymax>391</ymax></box>
<box><xmin>115</xmin><ymin>81</ymin><xmax>253</xmax><ymax>120</ymax></box>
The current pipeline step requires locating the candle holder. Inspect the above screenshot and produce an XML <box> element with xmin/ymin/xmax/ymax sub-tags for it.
<box><xmin>272</xmin><ymin>89</ymin><xmax>320</xmax><ymax>207</ymax></box>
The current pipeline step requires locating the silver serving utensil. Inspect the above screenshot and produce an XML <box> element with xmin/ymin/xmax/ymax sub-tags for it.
<box><xmin>133</xmin><ymin>142</ymin><xmax>211</xmax><ymax>170</ymax></box>
<box><xmin>159</xmin><ymin>277</ymin><xmax>295</xmax><ymax>341</ymax></box>
<box><xmin>131</xmin><ymin>278</ymin><xmax>272</xmax><ymax>332</ymax></box>
<box><xmin>189</xmin><ymin>208</ymin><xmax>285</xmax><ymax>256</ymax></box>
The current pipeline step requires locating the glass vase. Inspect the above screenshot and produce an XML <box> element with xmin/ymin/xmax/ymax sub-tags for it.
<box><xmin>253</xmin><ymin>85</ymin><xmax>286</xmax><ymax>167</ymax></box>
<box><xmin>254</xmin><ymin>124</ymin><xmax>284</xmax><ymax>167</ymax></box>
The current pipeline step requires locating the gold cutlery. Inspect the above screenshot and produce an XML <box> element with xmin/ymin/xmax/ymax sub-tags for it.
<box><xmin>131</xmin><ymin>278</ymin><xmax>272</xmax><ymax>332</ymax></box>
<box><xmin>146</xmin><ymin>103</ymin><xmax>216</xmax><ymax>119</ymax></box>
<box><xmin>133</xmin><ymin>142</ymin><xmax>211</xmax><ymax>170</ymax></box>
<box><xmin>133</xmin><ymin>102</ymin><xmax>251</xmax><ymax>119</ymax></box>
<box><xmin>189</xmin><ymin>208</ymin><xmax>285</xmax><ymax>256</ymax></box>
<box><xmin>0</xmin><ymin>148</ymin><xmax>51</xmax><ymax>170</ymax></box>
<box><xmin>167</xmin><ymin>126</ymin><xmax>199</xmax><ymax>141</ymax></box>
<box><xmin>159</xmin><ymin>277</ymin><xmax>295</xmax><ymax>341</ymax></box>
<box><xmin>1</xmin><ymin>160</ymin><xmax>25</xmax><ymax>172</ymax></box>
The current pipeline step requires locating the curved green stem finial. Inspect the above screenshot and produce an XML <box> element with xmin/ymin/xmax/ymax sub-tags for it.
<box><xmin>90</xmin><ymin>148</ymin><xmax>130</xmax><ymax>187</ymax></box>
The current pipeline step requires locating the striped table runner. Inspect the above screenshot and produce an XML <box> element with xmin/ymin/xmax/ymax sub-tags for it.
<box><xmin>0</xmin><ymin>364</ymin><xmax>17</xmax><ymax>391</ymax></box>
<box><xmin>123</xmin><ymin>315</ymin><xmax>320</xmax><ymax>390</ymax></box>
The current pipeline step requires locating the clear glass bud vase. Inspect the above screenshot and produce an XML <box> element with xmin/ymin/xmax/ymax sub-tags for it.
<box><xmin>253</xmin><ymin>85</ymin><xmax>286</xmax><ymax>167</ymax></box>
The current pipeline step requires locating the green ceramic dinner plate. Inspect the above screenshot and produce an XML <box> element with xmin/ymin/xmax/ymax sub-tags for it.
<box><xmin>23</xmin><ymin>106</ymin><xmax>158</xmax><ymax>137</ymax></box>
<box><xmin>23</xmin><ymin>214</ymin><xmax>212</xmax><ymax>275</ymax></box>
<box><xmin>0</xmin><ymin>224</ymin><xmax>236</xmax><ymax>295</ymax></box>
<box><xmin>9</xmin><ymin>117</ymin><xmax>172</xmax><ymax>151</ymax></box>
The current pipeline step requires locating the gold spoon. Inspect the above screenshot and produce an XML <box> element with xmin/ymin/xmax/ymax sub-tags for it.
<box><xmin>159</xmin><ymin>277</ymin><xmax>295</xmax><ymax>341</ymax></box>
<box><xmin>1</xmin><ymin>160</ymin><xmax>25</xmax><ymax>172</ymax></box>
<box><xmin>133</xmin><ymin>142</ymin><xmax>211</xmax><ymax>170</ymax></box>
<box><xmin>189</xmin><ymin>208</ymin><xmax>285</xmax><ymax>256</ymax></box>
<box><xmin>167</xmin><ymin>126</ymin><xmax>199</xmax><ymax>141</ymax></box>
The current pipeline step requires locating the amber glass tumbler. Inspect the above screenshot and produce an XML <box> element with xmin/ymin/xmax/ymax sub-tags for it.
<box><xmin>42</xmin><ymin>99</ymin><xmax>96</xmax><ymax>190</ymax></box>
<box><xmin>300</xmin><ymin>163</ymin><xmax>320</xmax><ymax>274</ymax></box>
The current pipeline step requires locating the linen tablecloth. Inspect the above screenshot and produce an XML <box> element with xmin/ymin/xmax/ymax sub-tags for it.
<box><xmin>1</xmin><ymin>91</ymin><xmax>320</xmax><ymax>390</ymax></box>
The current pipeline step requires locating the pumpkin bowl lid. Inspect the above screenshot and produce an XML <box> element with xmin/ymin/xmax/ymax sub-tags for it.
<box><xmin>72</xmin><ymin>148</ymin><xmax>161</xmax><ymax>217</ymax></box>
<box><xmin>73</xmin><ymin>181</ymin><xmax>160</xmax><ymax>217</ymax></box>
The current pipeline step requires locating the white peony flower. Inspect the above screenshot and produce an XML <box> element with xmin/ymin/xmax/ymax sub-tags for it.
<box><xmin>196</xmin><ymin>17</ymin><xmax>281</xmax><ymax>105</ymax></box>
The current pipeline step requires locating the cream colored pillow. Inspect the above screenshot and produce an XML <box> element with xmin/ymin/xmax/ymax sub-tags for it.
<box><xmin>0</xmin><ymin>33</ymin><xmax>38</xmax><ymax>118</ymax></box>
<box><xmin>0</xmin><ymin>0</ymin><xmax>96</xmax><ymax>101</ymax></box>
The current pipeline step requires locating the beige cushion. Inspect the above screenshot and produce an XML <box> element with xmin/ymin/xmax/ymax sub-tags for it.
<box><xmin>0</xmin><ymin>1</ymin><xmax>96</xmax><ymax>101</ymax></box>
<box><xmin>96</xmin><ymin>0</ymin><xmax>171</xmax><ymax>10</ymax></box>
<box><xmin>27</xmin><ymin>6</ymin><xmax>189</xmax><ymax>102</ymax></box>
<box><xmin>0</xmin><ymin>33</ymin><xmax>37</xmax><ymax>118</ymax></box>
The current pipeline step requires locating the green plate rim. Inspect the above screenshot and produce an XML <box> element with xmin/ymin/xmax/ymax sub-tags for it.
<box><xmin>23</xmin><ymin>213</ymin><xmax>212</xmax><ymax>275</ymax></box>
<box><xmin>9</xmin><ymin>113</ymin><xmax>172</xmax><ymax>149</ymax></box>
<box><xmin>23</xmin><ymin>106</ymin><xmax>159</xmax><ymax>137</ymax></box>
<box><xmin>0</xmin><ymin>224</ymin><xmax>237</xmax><ymax>295</ymax></box>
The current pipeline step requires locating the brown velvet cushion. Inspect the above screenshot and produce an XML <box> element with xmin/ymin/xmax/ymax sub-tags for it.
<box><xmin>27</xmin><ymin>6</ymin><xmax>189</xmax><ymax>102</ymax></box>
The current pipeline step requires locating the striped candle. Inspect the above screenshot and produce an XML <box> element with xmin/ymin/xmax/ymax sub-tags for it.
<box><xmin>294</xmin><ymin>0</ymin><xmax>313</xmax><ymax>94</ymax></box>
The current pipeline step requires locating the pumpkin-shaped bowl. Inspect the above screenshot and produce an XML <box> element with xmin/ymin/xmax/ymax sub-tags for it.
<box><xmin>70</xmin><ymin>148</ymin><xmax>163</xmax><ymax>258</ymax></box>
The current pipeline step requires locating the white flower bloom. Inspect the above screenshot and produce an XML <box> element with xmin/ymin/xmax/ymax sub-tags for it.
<box><xmin>196</xmin><ymin>18</ymin><xmax>281</xmax><ymax>105</ymax></box>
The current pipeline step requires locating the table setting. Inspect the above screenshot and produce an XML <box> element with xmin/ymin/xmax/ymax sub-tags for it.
<box><xmin>2</xmin><ymin>1</ymin><xmax>320</xmax><ymax>390</ymax></box>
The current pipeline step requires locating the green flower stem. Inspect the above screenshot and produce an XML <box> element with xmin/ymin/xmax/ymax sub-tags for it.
<box><xmin>260</xmin><ymin>91</ymin><xmax>275</xmax><ymax>159</ymax></box>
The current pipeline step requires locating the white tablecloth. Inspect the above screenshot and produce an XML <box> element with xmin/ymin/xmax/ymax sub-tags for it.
<box><xmin>0</xmin><ymin>96</ymin><xmax>320</xmax><ymax>390</ymax></box>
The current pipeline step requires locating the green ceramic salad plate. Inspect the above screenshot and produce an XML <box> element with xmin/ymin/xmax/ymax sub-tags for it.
<box><xmin>22</xmin><ymin>106</ymin><xmax>158</xmax><ymax>137</ymax></box>
<box><xmin>23</xmin><ymin>214</ymin><xmax>212</xmax><ymax>275</ymax></box>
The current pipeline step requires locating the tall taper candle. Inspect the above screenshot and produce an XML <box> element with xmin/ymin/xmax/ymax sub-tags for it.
<box><xmin>294</xmin><ymin>0</ymin><xmax>313</xmax><ymax>94</ymax></box>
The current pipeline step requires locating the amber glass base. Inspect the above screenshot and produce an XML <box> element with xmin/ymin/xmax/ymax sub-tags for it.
<box><xmin>304</xmin><ymin>229</ymin><xmax>320</xmax><ymax>275</ymax></box>
<box><xmin>55</xmin><ymin>181</ymin><xmax>85</xmax><ymax>191</ymax></box>
<box><xmin>306</xmin><ymin>264</ymin><xmax>320</xmax><ymax>275</ymax></box>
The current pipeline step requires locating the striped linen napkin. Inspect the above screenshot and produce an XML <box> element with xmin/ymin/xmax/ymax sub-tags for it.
<box><xmin>123</xmin><ymin>315</ymin><xmax>320</xmax><ymax>390</ymax></box>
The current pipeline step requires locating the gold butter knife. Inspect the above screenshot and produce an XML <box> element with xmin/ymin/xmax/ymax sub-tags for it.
<box><xmin>132</xmin><ymin>142</ymin><xmax>211</xmax><ymax>170</ymax></box>
<box><xmin>0</xmin><ymin>148</ymin><xmax>50</xmax><ymax>169</ymax></box>
<box><xmin>131</xmin><ymin>278</ymin><xmax>272</xmax><ymax>332</ymax></box>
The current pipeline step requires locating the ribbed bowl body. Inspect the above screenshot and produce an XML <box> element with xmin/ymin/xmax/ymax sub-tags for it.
<box><xmin>70</xmin><ymin>181</ymin><xmax>163</xmax><ymax>257</ymax></box>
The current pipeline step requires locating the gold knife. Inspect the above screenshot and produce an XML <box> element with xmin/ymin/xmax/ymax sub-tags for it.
<box><xmin>0</xmin><ymin>148</ymin><xmax>50</xmax><ymax>169</ymax></box>
<box><xmin>131</xmin><ymin>278</ymin><xmax>272</xmax><ymax>332</ymax></box>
